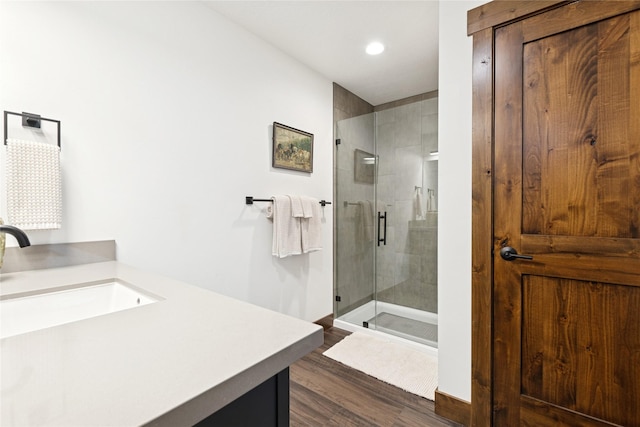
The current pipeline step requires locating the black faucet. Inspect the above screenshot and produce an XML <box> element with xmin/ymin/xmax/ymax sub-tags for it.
<box><xmin>0</xmin><ymin>225</ymin><xmax>31</xmax><ymax>248</ymax></box>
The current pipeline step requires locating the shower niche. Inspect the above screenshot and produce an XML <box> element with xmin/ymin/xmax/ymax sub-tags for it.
<box><xmin>334</xmin><ymin>96</ymin><xmax>438</xmax><ymax>348</ymax></box>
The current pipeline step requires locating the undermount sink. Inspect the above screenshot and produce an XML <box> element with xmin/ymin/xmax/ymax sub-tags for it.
<box><xmin>0</xmin><ymin>280</ymin><xmax>160</xmax><ymax>339</ymax></box>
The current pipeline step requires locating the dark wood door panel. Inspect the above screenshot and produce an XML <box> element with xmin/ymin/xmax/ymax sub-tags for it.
<box><xmin>522</xmin><ymin>276</ymin><xmax>640</xmax><ymax>426</ymax></box>
<box><xmin>520</xmin><ymin>396</ymin><xmax>620</xmax><ymax>427</ymax></box>
<box><xmin>522</xmin><ymin>11</ymin><xmax>640</xmax><ymax>239</ymax></box>
<box><xmin>518</xmin><ymin>260</ymin><xmax>640</xmax><ymax>290</ymax></box>
<box><xmin>521</xmin><ymin>235</ymin><xmax>640</xmax><ymax>257</ymax></box>
<box><xmin>517</xmin><ymin>237</ymin><xmax>640</xmax><ymax>286</ymax></box>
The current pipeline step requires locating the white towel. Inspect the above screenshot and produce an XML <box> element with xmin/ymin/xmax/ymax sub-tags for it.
<box><xmin>266</xmin><ymin>195</ymin><xmax>302</xmax><ymax>258</ymax></box>
<box><xmin>301</xmin><ymin>197</ymin><xmax>322</xmax><ymax>253</ymax></box>
<box><xmin>415</xmin><ymin>189</ymin><xmax>424</xmax><ymax>220</ymax></box>
<box><xmin>288</xmin><ymin>195</ymin><xmax>304</xmax><ymax>218</ymax></box>
<box><xmin>0</xmin><ymin>218</ymin><xmax>5</xmax><ymax>269</ymax></box>
<box><xmin>300</xmin><ymin>196</ymin><xmax>315</xmax><ymax>219</ymax></box>
<box><xmin>428</xmin><ymin>189</ymin><xmax>436</xmax><ymax>212</ymax></box>
<box><xmin>357</xmin><ymin>200</ymin><xmax>374</xmax><ymax>242</ymax></box>
<box><xmin>6</xmin><ymin>139</ymin><xmax>62</xmax><ymax>230</ymax></box>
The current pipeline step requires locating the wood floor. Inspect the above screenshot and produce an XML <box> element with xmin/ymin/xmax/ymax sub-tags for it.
<box><xmin>289</xmin><ymin>327</ymin><xmax>463</xmax><ymax>427</ymax></box>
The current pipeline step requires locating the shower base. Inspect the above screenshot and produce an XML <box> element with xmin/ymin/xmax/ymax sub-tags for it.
<box><xmin>334</xmin><ymin>300</ymin><xmax>438</xmax><ymax>356</ymax></box>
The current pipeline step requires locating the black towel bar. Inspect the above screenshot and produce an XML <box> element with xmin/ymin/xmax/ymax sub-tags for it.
<box><xmin>4</xmin><ymin>111</ymin><xmax>61</xmax><ymax>148</ymax></box>
<box><xmin>246</xmin><ymin>196</ymin><xmax>332</xmax><ymax>207</ymax></box>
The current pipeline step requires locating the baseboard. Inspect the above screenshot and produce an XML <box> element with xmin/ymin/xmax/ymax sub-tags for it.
<box><xmin>314</xmin><ymin>314</ymin><xmax>334</xmax><ymax>330</ymax></box>
<box><xmin>435</xmin><ymin>389</ymin><xmax>471</xmax><ymax>427</ymax></box>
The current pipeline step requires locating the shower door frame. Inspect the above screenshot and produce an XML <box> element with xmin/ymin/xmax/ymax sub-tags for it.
<box><xmin>334</xmin><ymin>97</ymin><xmax>439</xmax><ymax>348</ymax></box>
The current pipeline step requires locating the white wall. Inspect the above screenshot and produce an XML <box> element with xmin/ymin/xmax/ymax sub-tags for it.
<box><xmin>438</xmin><ymin>0</ymin><xmax>487</xmax><ymax>402</ymax></box>
<box><xmin>0</xmin><ymin>1</ymin><xmax>333</xmax><ymax>322</ymax></box>
<box><xmin>2</xmin><ymin>0</ymin><xmax>488</xmax><ymax>405</ymax></box>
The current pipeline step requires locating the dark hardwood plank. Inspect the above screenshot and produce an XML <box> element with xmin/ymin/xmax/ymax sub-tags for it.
<box><xmin>290</xmin><ymin>327</ymin><xmax>462</xmax><ymax>427</ymax></box>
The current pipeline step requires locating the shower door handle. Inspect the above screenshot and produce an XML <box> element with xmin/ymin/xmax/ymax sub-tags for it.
<box><xmin>378</xmin><ymin>211</ymin><xmax>387</xmax><ymax>246</ymax></box>
<box><xmin>383</xmin><ymin>212</ymin><xmax>387</xmax><ymax>245</ymax></box>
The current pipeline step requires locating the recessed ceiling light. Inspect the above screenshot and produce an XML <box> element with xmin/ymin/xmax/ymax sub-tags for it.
<box><xmin>366</xmin><ymin>42</ymin><xmax>385</xmax><ymax>55</ymax></box>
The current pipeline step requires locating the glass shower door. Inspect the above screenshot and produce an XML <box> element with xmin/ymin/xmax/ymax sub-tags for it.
<box><xmin>370</xmin><ymin>100</ymin><xmax>439</xmax><ymax>346</ymax></box>
<box><xmin>334</xmin><ymin>113</ymin><xmax>376</xmax><ymax>324</ymax></box>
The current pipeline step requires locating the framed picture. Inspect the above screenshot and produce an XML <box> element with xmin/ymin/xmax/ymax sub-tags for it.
<box><xmin>272</xmin><ymin>122</ymin><xmax>313</xmax><ymax>173</ymax></box>
<box><xmin>354</xmin><ymin>149</ymin><xmax>376</xmax><ymax>184</ymax></box>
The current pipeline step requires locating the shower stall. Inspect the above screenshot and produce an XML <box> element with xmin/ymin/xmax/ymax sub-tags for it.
<box><xmin>334</xmin><ymin>97</ymin><xmax>438</xmax><ymax>349</ymax></box>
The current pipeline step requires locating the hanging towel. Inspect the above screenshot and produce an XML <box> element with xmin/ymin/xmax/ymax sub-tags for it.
<box><xmin>0</xmin><ymin>218</ymin><xmax>5</xmax><ymax>270</ymax></box>
<box><xmin>301</xmin><ymin>196</ymin><xmax>322</xmax><ymax>253</ymax></box>
<box><xmin>415</xmin><ymin>188</ymin><xmax>424</xmax><ymax>220</ymax></box>
<box><xmin>300</xmin><ymin>195</ymin><xmax>315</xmax><ymax>219</ymax></box>
<box><xmin>266</xmin><ymin>195</ymin><xmax>302</xmax><ymax>258</ymax></box>
<box><xmin>6</xmin><ymin>138</ymin><xmax>62</xmax><ymax>230</ymax></box>
<box><xmin>428</xmin><ymin>188</ymin><xmax>436</xmax><ymax>212</ymax></box>
<box><xmin>357</xmin><ymin>200</ymin><xmax>374</xmax><ymax>242</ymax></box>
<box><xmin>288</xmin><ymin>195</ymin><xmax>304</xmax><ymax>218</ymax></box>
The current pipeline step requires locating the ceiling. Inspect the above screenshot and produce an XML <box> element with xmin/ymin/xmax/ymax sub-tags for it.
<box><xmin>204</xmin><ymin>1</ymin><xmax>439</xmax><ymax>106</ymax></box>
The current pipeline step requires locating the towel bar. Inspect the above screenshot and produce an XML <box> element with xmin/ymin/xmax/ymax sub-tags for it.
<box><xmin>4</xmin><ymin>111</ymin><xmax>61</xmax><ymax>148</ymax></box>
<box><xmin>246</xmin><ymin>196</ymin><xmax>332</xmax><ymax>207</ymax></box>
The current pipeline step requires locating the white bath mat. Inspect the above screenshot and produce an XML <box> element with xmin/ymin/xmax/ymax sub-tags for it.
<box><xmin>323</xmin><ymin>331</ymin><xmax>438</xmax><ymax>400</ymax></box>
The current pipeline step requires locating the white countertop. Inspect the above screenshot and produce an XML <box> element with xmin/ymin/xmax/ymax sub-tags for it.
<box><xmin>0</xmin><ymin>262</ymin><xmax>323</xmax><ymax>426</ymax></box>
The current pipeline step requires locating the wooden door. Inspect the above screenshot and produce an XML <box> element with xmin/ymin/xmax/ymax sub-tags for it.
<box><xmin>493</xmin><ymin>2</ymin><xmax>640</xmax><ymax>426</ymax></box>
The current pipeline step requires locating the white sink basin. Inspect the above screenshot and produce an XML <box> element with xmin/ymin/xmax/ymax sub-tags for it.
<box><xmin>0</xmin><ymin>280</ymin><xmax>160</xmax><ymax>339</ymax></box>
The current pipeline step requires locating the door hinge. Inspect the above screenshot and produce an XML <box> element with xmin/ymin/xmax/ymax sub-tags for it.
<box><xmin>335</xmin><ymin>295</ymin><xmax>341</xmax><ymax>302</ymax></box>
<box><xmin>335</xmin><ymin>138</ymin><xmax>341</xmax><ymax>146</ymax></box>
<box><xmin>363</xmin><ymin>321</ymin><xmax>369</xmax><ymax>328</ymax></box>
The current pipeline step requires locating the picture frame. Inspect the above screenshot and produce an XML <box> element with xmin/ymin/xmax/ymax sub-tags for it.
<box><xmin>272</xmin><ymin>122</ymin><xmax>313</xmax><ymax>173</ymax></box>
